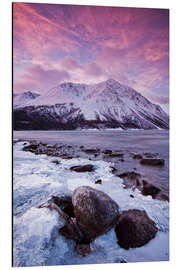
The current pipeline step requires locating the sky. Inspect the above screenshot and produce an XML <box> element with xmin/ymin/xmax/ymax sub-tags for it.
<box><xmin>13</xmin><ymin>2</ymin><xmax>169</xmax><ymax>112</ymax></box>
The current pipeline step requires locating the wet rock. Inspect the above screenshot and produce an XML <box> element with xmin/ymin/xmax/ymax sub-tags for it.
<box><xmin>141</xmin><ymin>180</ymin><xmax>161</xmax><ymax>198</ymax></box>
<box><xmin>140</xmin><ymin>158</ymin><xmax>165</xmax><ymax>166</ymax></box>
<box><xmin>110</xmin><ymin>166</ymin><xmax>117</xmax><ymax>174</ymax></box>
<box><xmin>52</xmin><ymin>195</ymin><xmax>75</xmax><ymax>217</ymax></box>
<box><xmin>117</xmin><ymin>171</ymin><xmax>141</xmax><ymax>180</ymax></box>
<box><xmin>103</xmin><ymin>149</ymin><xmax>112</xmax><ymax>155</ymax></box>
<box><xmin>83</xmin><ymin>148</ymin><xmax>100</xmax><ymax>154</ymax></box>
<box><xmin>143</xmin><ymin>152</ymin><xmax>159</xmax><ymax>158</ymax></box>
<box><xmin>51</xmin><ymin>159</ymin><xmax>61</xmax><ymax>165</ymax></box>
<box><xmin>115</xmin><ymin>209</ymin><xmax>158</xmax><ymax>250</ymax></box>
<box><xmin>23</xmin><ymin>144</ymin><xmax>38</xmax><ymax>152</ymax></box>
<box><xmin>132</xmin><ymin>154</ymin><xmax>143</xmax><ymax>159</ymax></box>
<box><xmin>59</xmin><ymin>154</ymin><xmax>73</xmax><ymax>160</ymax></box>
<box><xmin>117</xmin><ymin>171</ymin><xmax>141</xmax><ymax>189</ymax></box>
<box><xmin>95</xmin><ymin>179</ymin><xmax>102</xmax><ymax>184</ymax></box>
<box><xmin>75</xmin><ymin>244</ymin><xmax>91</xmax><ymax>257</ymax></box>
<box><xmin>104</xmin><ymin>153</ymin><xmax>124</xmax><ymax>158</ymax></box>
<box><xmin>72</xmin><ymin>186</ymin><xmax>120</xmax><ymax>241</ymax></box>
<box><xmin>159</xmin><ymin>193</ymin><xmax>169</xmax><ymax>202</ymax></box>
<box><xmin>70</xmin><ymin>164</ymin><xmax>94</xmax><ymax>172</ymax></box>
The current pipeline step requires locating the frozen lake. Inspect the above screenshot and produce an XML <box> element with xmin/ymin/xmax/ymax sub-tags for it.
<box><xmin>13</xmin><ymin>130</ymin><xmax>169</xmax><ymax>266</ymax></box>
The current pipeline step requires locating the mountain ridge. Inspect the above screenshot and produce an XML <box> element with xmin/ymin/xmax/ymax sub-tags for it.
<box><xmin>13</xmin><ymin>79</ymin><xmax>169</xmax><ymax>130</ymax></box>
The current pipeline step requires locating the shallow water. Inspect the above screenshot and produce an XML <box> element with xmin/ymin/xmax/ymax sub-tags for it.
<box><xmin>13</xmin><ymin>138</ymin><xmax>169</xmax><ymax>267</ymax></box>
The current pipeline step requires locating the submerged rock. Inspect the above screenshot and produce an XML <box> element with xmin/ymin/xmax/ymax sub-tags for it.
<box><xmin>115</xmin><ymin>209</ymin><xmax>158</xmax><ymax>250</ymax></box>
<box><xmin>140</xmin><ymin>158</ymin><xmax>165</xmax><ymax>166</ymax></box>
<box><xmin>72</xmin><ymin>186</ymin><xmax>120</xmax><ymax>241</ymax></box>
<box><xmin>141</xmin><ymin>180</ymin><xmax>161</xmax><ymax>198</ymax></box>
<box><xmin>70</xmin><ymin>164</ymin><xmax>94</xmax><ymax>172</ymax></box>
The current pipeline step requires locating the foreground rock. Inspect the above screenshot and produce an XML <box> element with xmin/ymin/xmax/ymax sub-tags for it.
<box><xmin>115</xmin><ymin>209</ymin><xmax>158</xmax><ymax>250</ymax></box>
<box><xmin>72</xmin><ymin>186</ymin><xmax>120</xmax><ymax>242</ymax></box>
<box><xmin>70</xmin><ymin>164</ymin><xmax>94</xmax><ymax>172</ymax></box>
<box><xmin>140</xmin><ymin>158</ymin><xmax>165</xmax><ymax>166</ymax></box>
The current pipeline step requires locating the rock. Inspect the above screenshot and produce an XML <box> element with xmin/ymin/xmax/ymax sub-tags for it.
<box><xmin>52</xmin><ymin>195</ymin><xmax>75</xmax><ymax>217</ymax></box>
<box><xmin>70</xmin><ymin>164</ymin><xmax>94</xmax><ymax>172</ymax></box>
<box><xmin>103</xmin><ymin>149</ymin><xmax>112</xmax><ymax>155</ymax></box>
<box><xmin>83</xmin><ymin>148</ymin><xmax>100</xmax><ymax>154</ymax></box>
<box><xmin>115</xmin><ymin>209</ymin><xmax>158</xmax><ymax>250</ymax></box>
<box><xmin>110</xmin><ymin>166</ymin><xmax>117</xmax><ymax>174</ymax></box>
<box><xmin>120</xmin><ymin>159</ymin><xmax>124</xmax><ymax>162</ymax></box>
<box><xmin>132</xmin><ymin>154</ymin><xmax>143</xmax><ymax>159</ymax></box>
<box><xmin>95</xmin><ymin>179</ymin><xmax>102</xmax><ymax>184</ymax></box>
<box><xmin>59</xmin><ymin>154</ymin><xmax>73</xmax><ymax>160</ymax></box>
<box><xmin>75</xmin><ymin>244</ymin><xmax>91</xmax><ymax>257</ymax></box>
<box><xmin>130</xmin><ymin>194</ymin><xmax>134</xmax><ymax>198</ymax></box>
<box><xmin>72</xmin><ymin>186</ymin><xmax>120</xmax><ymax>241</ymax></box>
<box><xmin>140</xmin><ymin>158</ymin><xmax>165</xmax><ymax>166</ymax></box>
<box><xmin>159</xmin><ymin>193</ymin><xmax>169</xmax><ymax>201</ymax></box>
<box><xmin>143</xmin><ymin>152</ymin><xmax>159</xmax><ymax>158</ymax></box>
<box><xmin>141</xmin><ymin>180</ymin><xmax>161</xmax><ymax>198</ymax></box>
<box><xmin>117</xmin><ymin>171</ymin><xmax>141</xmax><ymax>189</ymax></box>
<box><xmin>23</xmin><ymin>144</ymin><xmax>38</xmax><ymax>152</ymax></box>
<box><xmin>104</xmin><ymin>153</ymin><xmax>124</xmax><ymax>158</ymax></box>
<box><xmin>52</xmin><ymin>159</ymin><xmax>60</xmax><ymax>165</ymax></box>
<box><xmin>117</xmin><ymin>171</ymin><xmax>141</xmax><ymax>180</ymax></box>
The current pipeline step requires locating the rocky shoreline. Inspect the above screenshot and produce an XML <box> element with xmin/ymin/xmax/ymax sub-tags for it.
<box><xmin>13</xmin><ymin>139</ymin><xmax>169</xmax><ymax>262</ymax></box>
<box><xmin>14</xmin><ymin>138</ymin><xmax>169</xmax><ymax>202</ymax></box>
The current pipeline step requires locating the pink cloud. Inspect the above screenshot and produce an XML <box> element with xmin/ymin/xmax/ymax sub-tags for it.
<box><xmin>14</xmin><ymin>65</ymin><xmax>70</xmax><ymax>93</ymax></box>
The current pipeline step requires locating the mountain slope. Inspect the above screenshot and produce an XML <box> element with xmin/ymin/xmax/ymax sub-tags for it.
<box><xmin>13</xmin><ymin>79</ymin><xmax>169</xmax><ymax>130</ymax></box>
<box><xmin>14</xmin><ymin>91</ymin><xmax>40</xmax><ymax>108</ymax></box>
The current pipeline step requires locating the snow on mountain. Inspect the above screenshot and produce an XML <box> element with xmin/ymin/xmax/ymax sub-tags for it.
<box><xmin>14</xmin><ymin>91</ymin><xmax>40</xmax><ymax>108</ymax></box>
<box><xmin>13</xmin><ymin>79</ymin><xmax>169</xmax><ymax>130</ymax></box>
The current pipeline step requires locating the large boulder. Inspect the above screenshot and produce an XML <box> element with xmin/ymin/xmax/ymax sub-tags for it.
<box><xmin>72</xmin><ymin>186</ymin><xmax>120</xmax><ymax>242</ymax></box>
<box><xmin>115</xmin><ymin>209</ymin><xmax>158</xmax><ymax>250</ymax></box>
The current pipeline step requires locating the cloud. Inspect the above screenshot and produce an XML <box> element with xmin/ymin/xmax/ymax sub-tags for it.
<box><xmin>13</xmin><ymin>3</ymin><xmax>169</xmax><ymax>107</ymax></box>
<box><xmin>14</xmin><ymin>65</ymin><xmax>70</xmax><ymax>93</ymax></box>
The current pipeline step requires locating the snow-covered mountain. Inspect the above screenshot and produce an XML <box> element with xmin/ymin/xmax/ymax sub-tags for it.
<box><xmin>13</xmin><ymin>79</ymin><xmax>169</xmax><ymax>130</ymax></box>
<box><xmin>14</xmin><ymin>91</ymin><xmax>40</xmax><ymax>108</ymax></box>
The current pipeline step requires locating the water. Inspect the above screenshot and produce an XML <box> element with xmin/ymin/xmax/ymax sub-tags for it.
<box><xmin>13</xmin><ymin>130</ymin><xmax>169</xmax><ymax>266</ymax></box>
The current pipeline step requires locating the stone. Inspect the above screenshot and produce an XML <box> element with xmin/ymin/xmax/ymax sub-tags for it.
<box><xmin>117</xmin><ymin>171</ymin><xmax>141</xmax><ymax>180</ymax></box>
<box><xmin>70</xmin><ymin>164</ymin><xmax>94</xmax><ymax>172</ymax></box>
<box><xmin>103</xmin><ymin>149</ymin><xmax>112</xmax><ymax>155</ymax></box>
<box><xmin>95</xmin><ymin>179</ymin><xmax>102</xmax><ymax>184</ymax></box>
<box><xmin>141</xmin><ymin>180</ymin><xmax>161</xmax><ymax>198</ymax></box>
<box><xmin>110</xmin><ymin>166</ymin><xmax>117</xmax><ymax>174</ymax></box>
<box><xmin>104</xmin><ymin>153</ymin><xmax>124</xmax><ymax>158</ymax></box>
<box><xmin>75</xmin><ymin>244</ymin><xmax>91</xmax><ymax>257</ymax></box>
<box><xmin>83</xmin><ymin>148</ymin><xmax>100</xmax><ymax>154</ymax></box>
<box><xmin>51</xmin><ymin>159</ymin><xmax>60</xmax><ymax>165</ymax></box>
<box><xmin>115</xmin><ymin>209</ymin><xmax>158</xmax><ymax>250</ymax></box>
<box><xmin>117</xmin><ymin>171</ymin><xmax>141</xmax><ymax>189</ymax></box>
<box><xmin>72</xmin><ymin>186</ymin><xmax>120</xmax><ymax>241</ymax></box>
<box><xmin>132</xmin><ymin>154</ymin><xmax>143</xmax><ymax>159</ymax></box>
<box><xmin>140</xmin><ymin>158</ymin><xmax>165</xmax><ymax>166</ymax></box>
<box><xmin>59</xmin><ymin>154</ymin><xmax>73</xmax><ymax>160</ymax></box>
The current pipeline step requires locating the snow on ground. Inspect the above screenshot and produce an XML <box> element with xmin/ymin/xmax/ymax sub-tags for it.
<box><xmin>13</xmin><ymin>141</ymin><xmax>169</xmax><ymax>267</ymax></box>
